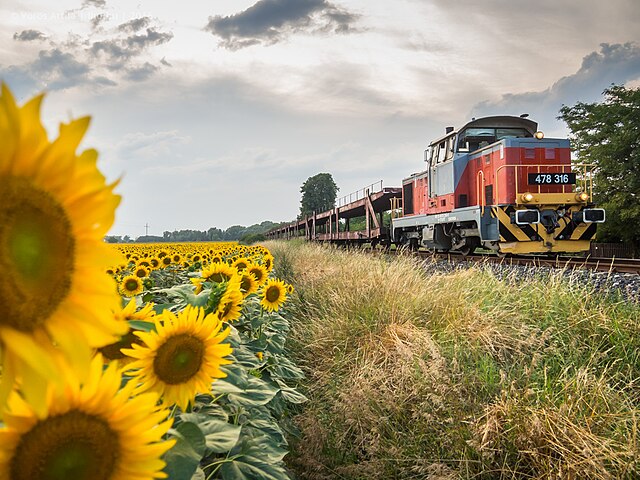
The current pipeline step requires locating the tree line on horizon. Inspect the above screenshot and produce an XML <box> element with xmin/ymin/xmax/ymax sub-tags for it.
<box><xmin>104</xmin><ymin>220</ymin><xmax>284</xmax><ymax>244</ymax></box>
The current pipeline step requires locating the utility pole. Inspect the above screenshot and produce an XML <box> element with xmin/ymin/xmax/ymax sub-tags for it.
<box><xmin>145</xmin><ymin>223</ymin><xmax>150</xmax><ymax>236</ymax></box>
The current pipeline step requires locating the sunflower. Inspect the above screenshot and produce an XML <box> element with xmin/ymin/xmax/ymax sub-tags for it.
<box><xmin>161</xmin><ymin>256</ymin><xmax>172</xmax><ymax>267</ymax></box>
<box><xmin>263</xmin><ymin>254</ymin><xmax>275</xmax><ymax>273</ymax></box>
<box><xmin>217</xmin><ymin>287</ymin><xmax>244</xmax><ymax>323</ymax></box>
<box><xmin>260</xmin><ymin>278</ymin><xmax>288</xmax><ymax>312</ymax></box>
<box><xmin>201</xmin><ymin>262</ymin><xmax>237</xmax><ymax>284</ymax></box>
<box><xmin>0</xmin><ymin>355</ymin><xmax>175</xmax><ymax>480</ymax></box>
<box><xmin>119</xmin><ymin>275</ymin><xmax>144</xmax><ymax>297</ymax></box>
<box><xmin>286</xmin><ymin>283</ymin><xmax>294</xmax><ymax>294</ymax></box>
<box><xmin>239</xmin><ymin>271</ymin><xmax>259</xmax><ymax>297</ymax></box>
<box><xmin>98</xmin><ymin>300</ymin><xmax>155</xmax><ymax>363</ymax></box>
<box><xmin>190</xmin><ymin>277</ymin><xmax>205</xmax><ymax>295</ymax></box>
<box><xmin>134</xmin><ymin>265</ymin><xmax>150</xmax><ymax>278</ymax></box>
<box><xmin>232</xmin><ymin>257</ymin><xmax>251</xmax><ymax>273</ymax></box>
<box><xmin>0</xmin><ymin>85</ymin><xmax>124</xmax><ymax>413</ymax></box>
<box><xmin>247</xmin><ymin>264</ymin><xmax>268</xmax><ymax>286</ymax></box>
<box><xmin>123</xmin><ymin>305</ymin><xmax>233</xmax><ymax>410</ymax></box>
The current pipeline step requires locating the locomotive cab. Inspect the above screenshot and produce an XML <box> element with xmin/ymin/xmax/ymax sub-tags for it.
<box><xmin>392</xmin><ymin>115</ymin><xmax>605</xmax><ymax>255</ymax></box>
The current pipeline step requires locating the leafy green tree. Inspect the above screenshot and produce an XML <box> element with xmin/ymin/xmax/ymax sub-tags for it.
<box><xmin>104</xmin><ymin>235</ymin><xmax>122</xmax><ymax>243</ymax></box>
<box><xmin>559</xmin><ymin>85</ymin><xmax>640</xmax><ymax>250</ymax></box>
<box><xmin>299</xmin><ymin>173</ymin><xmax>339</xmax><ymax>217</ymax></box>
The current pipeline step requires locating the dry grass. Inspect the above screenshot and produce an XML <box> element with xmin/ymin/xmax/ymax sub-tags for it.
<box><xmin>267</xmin><ymin>241</ymin><xmax>640</xmax><ymax>479</ymax></box>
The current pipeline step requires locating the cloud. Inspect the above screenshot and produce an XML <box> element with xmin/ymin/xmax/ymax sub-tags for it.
<box><xmin>204</xmin><ymin>0</ymin><xmax>359</xmax><ymax>49</ymax></box>
<box><xmin>90</xmin><ymin>13</ymin><xmax>108</xmax><ymax>31</ymax></box>
<box><xmin>125</xmin><ymin>62</ymin><xmax>158</xmax><ymax>82</ymax></box>
<box><xmin>82</xmin><ymin>0</ymin><xmax>106</xmax><ymax>8</ymax></box>
<box><xmin>471</xmin><ymin>42</ymin><xmax>640</xmax><ymax>134</ymax></box>
<box><xmin>116</xmin><ymin>130</ymin><xmax>192</xmax><ymax>160</ymax></box>
<box><xmin>13</xmin><ymin>29</ymin><xmax>47</xmax><ymax>42</ymax></box>
<box><xmin>90</xmin><ymin>28</ymin><xmax>174</xmax><ymax>67</ymax></box>
<box><xmin>2</xmin><ymin>18</ymin><xmax>173</xmax><ymax>94</ymax></box>
<box><xmin>118</xmin><ymin>17</ymin><xmax>152</xmax><ymax>33</ymax></box>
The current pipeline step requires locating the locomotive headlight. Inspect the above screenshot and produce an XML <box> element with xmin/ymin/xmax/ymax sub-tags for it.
<box><xmin>534</xmin><ymin>131</ymin><xmax>545</xmax><ymax>139</ymax></box>
<box><xmin>521</xmin><ymin>192</ymin><xmax>534</xmax><ymax>203</ymax></box>
<box><xmin>575</xmin><ymin>192</ymin><xmax>589</xmax><ymax>202</ymax></box>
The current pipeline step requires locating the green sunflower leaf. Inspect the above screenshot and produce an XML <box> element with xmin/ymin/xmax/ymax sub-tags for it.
<box><xmin>164</xmin><ymin>422</ymin><xmax>206</xmax><ymax>480</ymax></box>
<box><xmin>212</xmin><ymin>365</ymin><xmax>279</xmax><ymax>406</ymax></box>
<box><xmin>219</xmin><ymin>432</ymin><xmax>290</xmax><ymax>480</ymax></box>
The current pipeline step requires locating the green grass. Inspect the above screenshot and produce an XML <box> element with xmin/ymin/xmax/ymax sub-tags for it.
<box><xmin>267</xmin><ymin>241</ymin><xmax>640</xmax><ymax>479</ymax></box>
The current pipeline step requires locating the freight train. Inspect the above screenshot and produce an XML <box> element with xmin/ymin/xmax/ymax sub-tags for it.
<box><xmin>267</xmin><ymin>115</ymin><xmax>605</xmax><ymax>255</ymax></box>
<box><xmin>391</xmin><ymin>115</ymin><xmax>605</xmax><ymax>254</ymax></box>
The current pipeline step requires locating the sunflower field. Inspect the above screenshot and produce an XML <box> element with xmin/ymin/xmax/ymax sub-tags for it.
<box><xmin>0</xmin><ymin>85</ymin><xmax>305</xmax><ymax>480</ymax></box>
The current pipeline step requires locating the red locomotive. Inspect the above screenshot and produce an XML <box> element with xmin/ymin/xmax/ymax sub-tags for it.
<box><xmin>391</xmin><ymin>115</ymin><xmax>605</xmax><ymax>254</ymax></box>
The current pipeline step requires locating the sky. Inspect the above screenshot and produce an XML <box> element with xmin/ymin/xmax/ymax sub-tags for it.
<box><xmin>2</xmin><ymin>0</ymin><xmax>640</xmax><ymax>237</ymax></box>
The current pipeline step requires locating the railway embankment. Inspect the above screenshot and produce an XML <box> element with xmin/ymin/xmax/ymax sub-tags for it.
<box><xmin>269</xmin><ymin>240</ymin><xmax>640</xmax><ymax>479</ymax></box>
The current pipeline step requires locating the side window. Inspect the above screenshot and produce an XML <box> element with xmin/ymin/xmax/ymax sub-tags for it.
<box><xmin>430</xmin><ymin>144</ymin><xmax>439</xmax><ymax>165</ymax></box>
<box><xmin>446</xmin><ymin>137</ymin><xmax>455</xmax><ymax>160</ymax></box>
<box><xmin>437</xmin><ymin>141</ymin><xmax>447</xmax><ymax>163</ymax></box>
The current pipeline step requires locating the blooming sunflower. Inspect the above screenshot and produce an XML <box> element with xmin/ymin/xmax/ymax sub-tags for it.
<box><xmin>123</xmin><ymin>305</ymin><xmax>233</xmax><ymax>410</ymax></box>
<box><xmin>0</xmin><ymin>85</ymin><xmax>124</xmax><ymax>413</ymax></box>
<box><xmin>217</xmin><ymin>286</ymin><xmax>244</xmax><ymax>323</ymax></box>
<box><xmin>119</xmin><ymin>275</ymin><xmax>144</xmax><ymax>297</ymax></box>
<box><xmin>134</xmin><ymin>265</ymin><xmax>150</xmax><ymax>278</ymax></box>
<box><xmin>263</xmin><ymin>254</ymin><xmax>275</xmax><ymax>273</ymax></box>
<box><xmin>201</xmin><ymin>262</ymin><xmax>237</xmax><ymax>284</ymax></box>
<box><xmin>0</xmin><ymin>355</ymin><xmax>174</xmax><ymax>480</ymax></box>
<box><xmin>232</xmin><ymin>257</ymin><xmax>251</xmax><ymax>272</ymax></box>
<box><xmin>247</xmin><ymin>264</ymin><xmax>268</xmax><ymax>286</ymax></box>
<box><xmin>260</xmin><ymin>278</ymin><xmax>288</xmax><ymax>312</ymax></box>
<box><xmin>98</xmin><ymin>299</ymin><xmax>155</xmax><ymax>364</ymax></box>
<box><xmin>239</xmin><ymin>271</ymin><xmax>259</xmax><ymax>297</ymax></box>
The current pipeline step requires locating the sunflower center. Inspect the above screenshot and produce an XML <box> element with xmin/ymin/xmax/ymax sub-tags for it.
<box><xmin>125</xmin><ymin>278</ymin><xmax>140</xmax><ymax>291</ymax></box>
<box><xmin>250</xmin><ymin>269</ymin><xmax>263</xmax><ymax>282</ymax></box>
<box><xmin>10</xmin><ymin>410</ymin><xmax>119</xmax><ymax>480</ymax></box>
<box><xmin>266</xmin><ymin>285</ymin><xmax>281</xmax><ymax>303</ymax></box>
<box><xmin>0</xmin><ymin>176</ymin><xmax>75</xmax><ymax>332</ymax></box>
<box><xmin>154</xmin><ymin>333</ymin><xmax>205</xmax><ymax>384</ymax></box>
<box><xmin>240</xmin><ymin>276</ymin><xmax>252</xmax><ymax>292</ymax></box>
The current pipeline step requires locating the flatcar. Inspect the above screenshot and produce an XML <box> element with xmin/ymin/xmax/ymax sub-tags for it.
<box><xmin>391</xmin><ymin>115</ymin><xmax>605</xmax><ymax>254</ymax></box>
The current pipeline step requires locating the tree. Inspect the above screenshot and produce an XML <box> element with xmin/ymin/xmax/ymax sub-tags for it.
<box><xmin>299</xmin><ymin>173</ymin><xmax>339</xmax><ymax>217</ymax></box>
<box><xmin>559</xmin><ymin>85</ymin><xmax>640</xmax><ymax>251</ymax></box>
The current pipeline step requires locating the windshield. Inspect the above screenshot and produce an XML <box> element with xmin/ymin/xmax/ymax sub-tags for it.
<box><xmin>458</xmin><ymin>127</ymin><xmax>531</xmax><ymax>152</ymax></box>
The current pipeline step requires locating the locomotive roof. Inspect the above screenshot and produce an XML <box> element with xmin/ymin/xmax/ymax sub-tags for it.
<box><xmin>429</xmin><ymin>115</ymin><xmax>539</xmax><ymax>146</ymax></box>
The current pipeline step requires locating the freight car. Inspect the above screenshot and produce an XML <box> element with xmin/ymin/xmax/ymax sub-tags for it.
<box><xmin>391</xmin><ymin>115</ymin><xmax>605</xmax><ymax>254</ymax></box>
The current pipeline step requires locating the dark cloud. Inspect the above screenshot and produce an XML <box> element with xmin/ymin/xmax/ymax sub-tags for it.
<box><xmin>471</xmin><ymin>42</ymin><xmax>640</xmax><ymax>133</ymax></box>
<box><xmin>13</xmin><ymin>29</ymin><xmax>47</xmax><ymax>42</ymax></box>
<box><xmin>205</xmin><ymin>0</ymin><xmax>359</xmax><ymax>49</ymax></box>
<box><xmin>125</xmin><ymin>28</ymin><xmax>173</xmax><ymax>49</ymax></box>
<box><xmin>118</xmin><ymin>17</ymin><xmax>152</xmax><ymax>33</ymax></box>
<box><xmin>90</xmin><ymin>28</ymin><xmax>174</xmax><ymax>71</ymax></box>
<box><xmin>1</xmin><ymin>48</ymin><xmax>91</xmax><ymax>92</ymax></box>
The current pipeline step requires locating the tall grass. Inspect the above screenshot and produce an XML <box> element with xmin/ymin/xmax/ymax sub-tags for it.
<box><xmin>267</xmin><ymin>241</ymin><xmax>640</xmax><ymax>479</ymax></box>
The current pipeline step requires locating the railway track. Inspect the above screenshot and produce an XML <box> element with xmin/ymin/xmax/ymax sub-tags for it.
<box><xmin>413</xmin><ymin>251</ymin><xmax>640</xmax><ymax>275</ymax></box>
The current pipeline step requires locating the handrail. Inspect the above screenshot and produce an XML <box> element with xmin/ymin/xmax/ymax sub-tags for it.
<box><xmin>336</xmin><ymin>180</ymin><xmax>384</xmax><ymax>208</ymax></box>
<box><xmin>495</xmin><ymin>163</ymin><xmax>595</xmax><ymax>204</ymax></box>
<box><xmin>476</xmin><ymin>170</ymin><xmax>485</xmax><ymax>215</ymax></box>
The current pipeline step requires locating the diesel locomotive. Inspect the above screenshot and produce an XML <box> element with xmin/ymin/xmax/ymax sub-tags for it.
<box><xmin>391</xmin><ymin>115</ymin><xmax>605</xmax><ymax>254</ymax></box>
